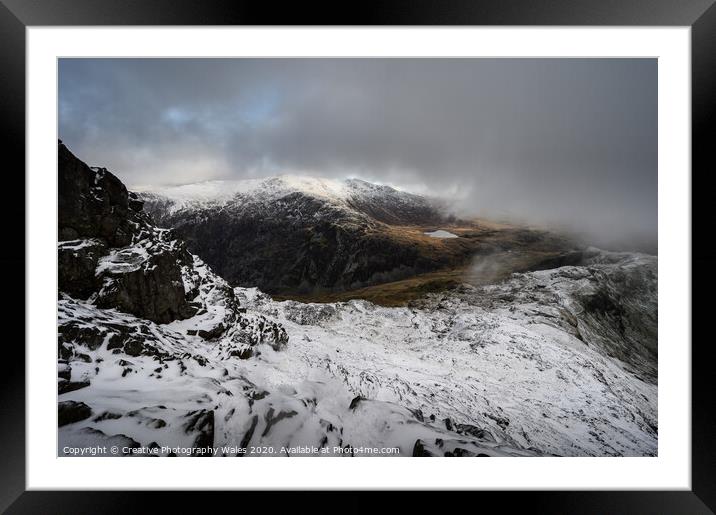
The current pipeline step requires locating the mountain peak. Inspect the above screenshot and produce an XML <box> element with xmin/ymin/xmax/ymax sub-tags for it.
<box><xmin>137</xmin><ymin>175</ymin><xmax>417</xmax><ymax>215</ymax></box>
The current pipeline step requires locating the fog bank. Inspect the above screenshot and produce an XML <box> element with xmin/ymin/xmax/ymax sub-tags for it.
<box><xmin>59</xmin><ymin>58</ymin><xmax>657</xmax><ymax>250</ymax></box>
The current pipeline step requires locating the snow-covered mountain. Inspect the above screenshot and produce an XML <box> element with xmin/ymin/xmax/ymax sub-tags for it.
<box><xmin>138</xmin><ymin>176</ymin><xmax>469</xmax><ymax>295</ymax></box>
<box><xmin>139</xmin><ymin>176</ymin><xmax>578</xmax><ymax>297</ymax></box>
<box><xmin>138</xmin><ymin>175</ymin><xmax>444</xmax><ymax>225</ymax></box>
<box><xmin>57</xmin><ymin>142</ymin><xmax>657</xmax><ymax>457</ymax></box>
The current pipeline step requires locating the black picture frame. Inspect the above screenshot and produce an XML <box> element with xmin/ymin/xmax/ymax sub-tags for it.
<box><xmin>1</xmin><ymin>1</ymin><xmax>713</xmax><ymax>512</ymax></box>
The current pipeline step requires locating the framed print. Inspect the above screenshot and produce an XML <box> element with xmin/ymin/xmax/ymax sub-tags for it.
<box><xmin>1</xmin><ymin>0</ymin><xmax>714</xmax><ymax>512</ymax></box>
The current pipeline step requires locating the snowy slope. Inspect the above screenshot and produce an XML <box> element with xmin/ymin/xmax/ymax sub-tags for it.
<box><xmin>59</xmin><ymin>249</ymin><xmax>657</xmax><ymax>457</ymax></box>
<box><xmin>238</xmin><ymin>250</ymin><xmax>657</xmax><ymax>457</ymax></box>
<box><xmin>139</xmin><ymin>175</ymin><xmax>446</xmax><ymax>232</ymax></box>
<box><xmin>137</xmin><ymin>175</ymin><xmax>433</xmax><ymax>217</ymax></box>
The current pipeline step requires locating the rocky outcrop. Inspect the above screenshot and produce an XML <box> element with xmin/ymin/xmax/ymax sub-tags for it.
<box><xmin>58</xmin><ymin>401</ymin><xmax>92</xmax><ymax>426</ymax></box>
<box><xmin>418</xmin><ymin>250</ymin><xmax>658</xmax><ymax>382</ymax></box>
<box><xmin>574</xmin><ymin>253</ymin><xmax>658</xmax><ymax>381</ymax></box>
<box><xmin>58</xmin><ymin>239</ymin><xmax>107</xmax><ymax>299</ymax></box>
<box><xmin>59</xmin><ymin>142</ymin><xmax>135</xmax><ymax>246</ymax></box>
<box><xmin>58</xmin><ymin>141</ymin><xmax>194</xmax><ymax>323</ymax></box>
<box><xmin>57</xmin><ymin>141</ymin><xmax>289</xmax><ymax>356</ymax></box>
<box><xmin>93</xmin><ymin>235</ymin><xmax>196</xmax><ymax>324</ymax></box>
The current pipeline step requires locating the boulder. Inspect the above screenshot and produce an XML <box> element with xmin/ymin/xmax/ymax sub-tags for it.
<box><xmin>58</xmin><ymin>400</ymin><xmax>92</xmax><ymax>426</ymax></box>
<box><xmin>58</xmin><ymin>379</ymin><xmax>90</xmax><ymax>394</ymax></box>
<box><xmin>95</xmin><ymin>248</ymin><xmax>196</xmax><ymax>324</ymax></box>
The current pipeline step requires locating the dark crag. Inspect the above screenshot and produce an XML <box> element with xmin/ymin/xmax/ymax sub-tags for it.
<box><xmin>58</xmin><ymin>141</ymin><xmax>195</xmax><ymax>323</ymax></box>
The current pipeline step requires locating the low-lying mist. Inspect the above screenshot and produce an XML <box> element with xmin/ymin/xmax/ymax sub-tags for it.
<box><xmin>438</xmin><ymin>186</ymin><xmax>657</xmax><ymax>256</ymax></box>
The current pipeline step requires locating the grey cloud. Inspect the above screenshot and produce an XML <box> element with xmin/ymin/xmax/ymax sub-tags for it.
<box><xmin>59</xmin><ymin>58</ymin><xmax>657</xmax><ymax>249</ymax></box>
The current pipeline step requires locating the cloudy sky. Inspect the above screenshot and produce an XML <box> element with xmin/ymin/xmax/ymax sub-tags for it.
<box><xmin>59</xmin><ymin>58</ymin><xmax>657</xmax><ymax>246</ymax></box>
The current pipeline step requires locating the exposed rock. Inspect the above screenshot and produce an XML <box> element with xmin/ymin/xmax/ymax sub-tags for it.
<box><xmin>574</xmin><ymin>260</ymin><xmax>658</xmax><ymax>380</ymax></box>
<box><xmin>239</xmin><ymin>415</ymin><xmax>259</xmax><ymax>450</ymax></box>
<box><xmin>58</xmin><ymin>239</ymin><xmax>107</xmax><ymax>298</ymax></box>
<box><xmin>58</xmin><ymin>427</ymin><xmax>141</xmax><ymax>456</ymax></box>
<box><xmin>57</xmin><ymin>361</ymin><xmax>71</xmax><ymax>381</ymax></box>
<box><xmin>183</xmin><ymin>410</ymin><xmax>214</xmax><ymax>452</ymax></box>
<box><xmin>197</xmin><ymin>323</ymin><xmax>226</xmax><ymax>341</ymax></box>
<box><xmin>58</xmin><ymin>322</ymin><xmax>112</xmax><ymax>351</ymax></box>
<box><xmin>58</xmin><ymin>379</ymin><xmax>90</xmax><ymax>395</ymax></box>
<box><xmin>127</xmin><ymin>191</ymin><xmax>144</xmax><ymax>211</ymax></box>
<box><xmin>454</xmin><ymin>423</ymin><xmax>492</xmax><ymax>441</ymax></box>
<box><xmin>95</xmin><ymin>244</ymin><xmax>196</xmax><ymax>324</ymax></box>
<box><xmin>93</xmin><ymin>411</ymin><xmax>122</xmax><ymax>422</ymax></box>
<box><xmin>58</xmin><ymin>400</ymin><xmax>92</xmax><ymax>426</ymax></box>
<box><xmin>58</xmin><ymin>142</ymin><xmax>135</xmax><ymax>247</ymax></box>
<box><xmin>349</xmin><ymin>396</ymin><xmax>365</xmax><ymax>410</ymax></box>
<box><xmin>233</xmin><ymin>346</ymin><xmax>253</xmax><ymax>360</ymax></box>
<box><xmin>261</xmin><ymin>407</ymin><xmax>297</xmax><ymax>437</ymax></box>
<box><xmin>237</xmin><ymin>314</ymin><xmax>289</xmax><ymax>350</ymax></box>
<box><xmin>58</xmin><ymin>141</ymin><xmax>199</xmax><ymax>324</ymax></box>
<box><xmin>412</xmin><ymin>439</ymin><xmax>434</xmax><ymax>456</ymax></box>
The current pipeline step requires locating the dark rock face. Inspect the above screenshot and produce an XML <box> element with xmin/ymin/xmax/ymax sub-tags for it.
<box><xmin>58</xmin><ymin>239</ymin><xmax>107</xmax><ymax>299</ymax></box>
<box><xmin>58</xmin><ymin>143</ymin><xmax>134</xmax><ymax>247</ymax></box>
<box><xmin>94</xmin><ymin>245</ymin><xmax>196</xmax><ymax>324</ymax></box>
<box><xmin>58</xmin><ymin>379</ymin><xmax>91</xmax><ymax>395</ymax></box>
<box><xmin>58</xmin><ymin>400</ymin><xmax>92</xmax><ymax>426</ymax></box>
<box><xmin>575</xmin><ymin>261</ymin><xmax>658</xmax><ymax>381</ymax></box>
<box><xmin>57</xmin><ymin>141</ymin><xmax>194</xmax><ymax>324</ymax></box>
<box><xmin>348</xmin><ymin>396</ymin><xmax>365</xmax><ymax>411</ymax></box>
<box><xmin>528</xmin><ymin>250</ymin><xmax>586</xmax><ymax>272</ymax></box>
<box><xmin>412</xmin><ymin>439</ymin><xmax>435</xmax><ymax>457</ymax></box>
<box><xmin>58</xmin><ymin>321</ymin><xmax>114</xmax><ymax>351</ymax></box>
<box><xmin>261</xmin><ymin>407</ymin><xmax>297</xmax><ymax>437</ymax></box>
<box><xmin>454</xmin><ymin>422</ymin><xmax>492</xmax><ymax>441</ymax></box>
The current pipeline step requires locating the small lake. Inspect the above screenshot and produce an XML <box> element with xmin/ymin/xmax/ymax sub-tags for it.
<box><xmin>424</xmin><ymin>230</ymin><xmax>459</xmax><ymax>239</ymax></box>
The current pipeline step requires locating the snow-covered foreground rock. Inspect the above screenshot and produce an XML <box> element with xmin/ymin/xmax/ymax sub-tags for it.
<box><xmin>58</xmin><ymin>291</ymin><xmax>537</xmax><ymax>457</ymax></box>
<box><xmin>59</xmin><ymin>250</ymin><xmax>657</xmax><ymax>457</ymax></box>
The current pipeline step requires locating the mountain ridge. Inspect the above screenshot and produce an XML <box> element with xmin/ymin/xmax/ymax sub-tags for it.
<box><xmin>138</xmin><ymin>174</ymin><xmax>475</xmax><ymax>296</ymax></box>
<box><xmin>139</xmin><ymin>175</ymin><xmax>582</xmax><ymax>299</ymax></box>
<box><xmin>138</xmin><ymin>174</ymin><xmax>448</xmax><ymax>227</ymax></box>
